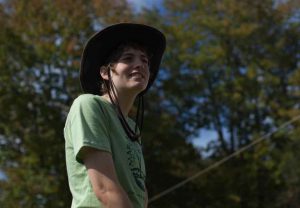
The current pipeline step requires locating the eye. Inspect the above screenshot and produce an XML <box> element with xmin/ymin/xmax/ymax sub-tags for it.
<box><xmin>122</xmin><ymin>56</ymin><xmax>132</xmax><ymax>61</ymax></box>
<box><xmin>142</xmin><ymin>58</ymin><xmax>149</xmax><ymax>65</ymax></box>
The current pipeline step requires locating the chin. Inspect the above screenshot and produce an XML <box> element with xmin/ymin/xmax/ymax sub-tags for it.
<box><xmin>129</xmin><ymin>84</ymin><xmax>147</xmax><ymax>94</ymax></box>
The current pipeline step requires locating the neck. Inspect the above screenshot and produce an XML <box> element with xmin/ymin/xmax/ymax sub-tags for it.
<box><xmin>102</xmin><ymin>91</ymin><xmax>137</xmax><ymax>116</ymax></box>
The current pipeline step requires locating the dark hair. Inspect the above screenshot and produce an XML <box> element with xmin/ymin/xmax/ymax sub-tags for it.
<box><xmin>100</xmin><ymin>41</ymin><xmax>152</xmax><ymax>94</ymax></box>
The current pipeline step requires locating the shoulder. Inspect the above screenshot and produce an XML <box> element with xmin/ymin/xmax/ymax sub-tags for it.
<box><xmin>67</xmin><ymin>94</ymin><xmax>105</xmax><ymax>120</ymax></box>
<box><xmin>71</xmin><ymin>94</ymin><xmax>105</xmax><ymax>110</ymax></box>
<box><xmin>66</xmin><ymin>94</ymin><xmax>112</xmax><ymax>128</ymax></box>
<box><xmin>73</xmin><ymin>93</ymin><xmax>99</xmax><ymax>105</ymax></box>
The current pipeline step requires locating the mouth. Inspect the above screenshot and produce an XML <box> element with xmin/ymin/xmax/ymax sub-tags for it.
<box><xmin>129</xmin><ymin>72</ymin><xmax>145</xmax><ymax>79</ymax></box>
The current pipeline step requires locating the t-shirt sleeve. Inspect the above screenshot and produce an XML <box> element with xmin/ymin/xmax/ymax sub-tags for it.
<box><xmin>69</xmin><ymin>95</ymin><xmax>111</xmax><ymax>163</ymax></box>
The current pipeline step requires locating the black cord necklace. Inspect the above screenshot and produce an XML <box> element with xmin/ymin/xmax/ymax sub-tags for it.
<box><xmin>105</xmin><ymin>69</ymin><xmax>144</xmax><ymax>142</ymax></box>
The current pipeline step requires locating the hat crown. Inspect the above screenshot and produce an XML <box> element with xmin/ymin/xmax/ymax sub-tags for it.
<box><xmin>80</xmin><ymin>23</ymin><xmax>166</xmax><ymax>95</ymax></box>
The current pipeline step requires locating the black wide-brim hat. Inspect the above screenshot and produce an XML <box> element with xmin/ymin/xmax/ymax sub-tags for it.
<box><xmin>80</xmin><ymin>23</ymin><xmax>166</xmax><ymax>95</ymax></box>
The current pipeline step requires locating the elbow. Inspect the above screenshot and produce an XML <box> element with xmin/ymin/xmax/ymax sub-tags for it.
<box><xmin>93</xmin><ymin>185</ymin><xmax>124</xmax><ymax>205</ymax></box>
<box><xmin>93</xmin><ymin>186</ymin><xmax>111</xmax><ymax>204</ymax></box>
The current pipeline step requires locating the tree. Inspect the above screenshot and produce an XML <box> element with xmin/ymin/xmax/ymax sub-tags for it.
<box><xmin>0</xmin><ymin>0</ymin><xmax>134</xmax><ymax>207</ymax></box>
<box><xmin>2</xmin><ymin>0</ymin><xmax>299</xmax><ymax>207</ymax></box>
<box><xmin>0</xmin><ymin>0</ymin><xmax>204</xmax><ymax>207</ymax></box>
<box><xmin>144</xmin><ymin>0</ymin><xmax>300</xmax><ymax>207</ymax></box>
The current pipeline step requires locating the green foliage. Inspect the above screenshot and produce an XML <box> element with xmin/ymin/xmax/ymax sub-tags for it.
<box><xmin>145</xmin><ymin>0</ymin><xmax>300</xmax><ymax>207</ymax></box>
<box><xmin>1</xmin><ymin>0</ymin><xmax>300</xmax><ymax>207</ymax></box>
<box><xmin>0</xmin><ymin>0</ymin><xmax>136</xmax><ymax>207</ymax></box>
<box><xmin>0</xmin><ymin>0</ymin><xmax>203</xmax><ymax>207</ymax></box>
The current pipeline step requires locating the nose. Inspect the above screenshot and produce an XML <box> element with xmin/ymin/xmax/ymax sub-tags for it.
<box><xmin>132</xmin><ymin>57</ymin><xmax>150</xmax><ymax>79</ymax></box>
<box><xmin>133</xmin><ymin>58</ymin><xmax>149</xmax><ymax>74</ymax></box>
<box><xmin>133</xmin><ymin>57</ymin><xmax>146</xmax><ymax>69</ymax></box>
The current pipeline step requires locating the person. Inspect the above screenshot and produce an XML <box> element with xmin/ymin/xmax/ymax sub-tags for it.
<box><xmin>64</xmin><ymin>23</ymin><xmax>166</xmax><ymax>208</ymax></box>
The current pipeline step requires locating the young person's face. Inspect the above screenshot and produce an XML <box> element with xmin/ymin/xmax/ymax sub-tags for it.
<box><xmin>106</xmin><ymin>47</ymin><xmax>150</xmax><ymax>96</ymax></box>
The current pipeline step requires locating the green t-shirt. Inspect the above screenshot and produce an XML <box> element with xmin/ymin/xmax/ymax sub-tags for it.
<box><xmin>64</xmin><ymin>94</ymin><xmax>146</xmax><ymax>208</ymax></box>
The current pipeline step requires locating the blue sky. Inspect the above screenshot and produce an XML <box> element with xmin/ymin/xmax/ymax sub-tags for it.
<box><xmin>126</xmin><ymin>0</ymin><xmax>164</xmax><ymax>12</ymax></box>
<box><xmin>191</xmin><ymin>129</ymin><xmax>218</xmax><ymax>148</ymax></box>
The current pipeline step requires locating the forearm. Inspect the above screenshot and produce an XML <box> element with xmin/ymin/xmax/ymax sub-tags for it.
<box><xmin>83</xmin><ymin>149</ymin><xmax>133</xmax><ymax>208</ymax></box>
<box><xmin>95</xmin><ymin>185</ymin><xmax>133</xmax><ymax>208</ymax></box>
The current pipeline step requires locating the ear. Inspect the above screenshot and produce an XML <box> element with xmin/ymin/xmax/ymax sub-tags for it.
<box><xmin>100</xmin><ymin>66</ymin><xmax>109</xmax><ymax>81</ymax></box>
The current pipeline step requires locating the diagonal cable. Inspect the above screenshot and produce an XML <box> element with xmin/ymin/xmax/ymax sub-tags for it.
<box><xmin>149</xmin><ymin>114</ymin><xmax>300</xmax><ymax>204</ymax></box>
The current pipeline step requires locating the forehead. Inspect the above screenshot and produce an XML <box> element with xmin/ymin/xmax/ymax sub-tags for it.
<box><xmin>121</xmin><ymin>47</ymin><xmax>148</xmax><ymax>57</ymax></box>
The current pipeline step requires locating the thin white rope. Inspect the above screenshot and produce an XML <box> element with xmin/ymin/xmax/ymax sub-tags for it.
<box><xmin>148</xmin><ymin>114</ymin><xmax>300</xmax><ymax>204</ymax></box>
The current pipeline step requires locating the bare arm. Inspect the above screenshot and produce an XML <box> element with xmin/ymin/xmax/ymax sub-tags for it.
<box><xmin>82</xmin><ymin>147</ymin><xmax>133</xmax><ymax>208</ymax></box>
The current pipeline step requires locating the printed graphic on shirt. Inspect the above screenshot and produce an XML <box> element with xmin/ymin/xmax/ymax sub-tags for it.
<box><xmin>126</xmin><ymin>142</ymin><xmax>146</xmax><ymax>192</ymax></box>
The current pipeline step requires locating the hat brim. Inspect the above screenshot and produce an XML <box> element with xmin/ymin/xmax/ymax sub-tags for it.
<box><xmin>80</xmin><ymin>23</ymin><xmax>166</xmax><ymax>95</ymax></box>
